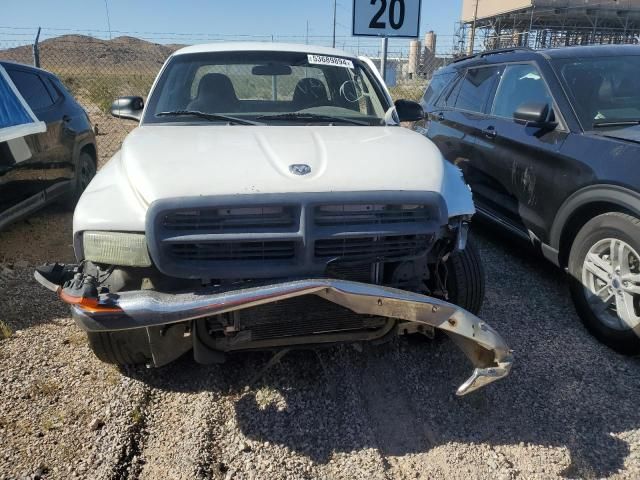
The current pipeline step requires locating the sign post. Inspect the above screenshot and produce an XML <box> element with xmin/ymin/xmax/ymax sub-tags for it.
<box><xmin>352</xmin><ymin>0</ymin><xmax>421</xmax><ymax>83</ymax></box>
<box><xmin>380</xmin><ymin>37</ymin><xmax>388</xmax><ymax>80</ymax></box>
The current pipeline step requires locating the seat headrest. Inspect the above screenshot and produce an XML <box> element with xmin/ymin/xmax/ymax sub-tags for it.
<box><xmin>197</xmin><ymin>73</ymin><xmax>238</xmax><ymax>101</ymax></box>
<box><xmin>293</xmin><ymin>78</ymin><xmax>329</xmax><ymax>110</ymax></box>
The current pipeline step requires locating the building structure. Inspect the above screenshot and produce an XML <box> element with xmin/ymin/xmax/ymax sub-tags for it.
<box><xmin>458</xmin><ymin>0</ymin><xmax>640</xmax><ymax>54</ymax></box>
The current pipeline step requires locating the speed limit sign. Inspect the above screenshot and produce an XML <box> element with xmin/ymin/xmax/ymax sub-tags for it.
<box><xmin>352</xmin><ymin>0</ymin><xmax>421</xmax><ymax>38</ymax></box>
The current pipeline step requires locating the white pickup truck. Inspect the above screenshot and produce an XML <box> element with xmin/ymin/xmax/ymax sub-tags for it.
<box><xmin>35</xmin><ymin>43</ymin><xmax>512</xmax><ymax>395</ymax></box>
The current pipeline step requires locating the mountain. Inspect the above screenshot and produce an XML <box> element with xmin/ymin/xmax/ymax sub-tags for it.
<box><xmin>0</xmin><ymin>34</ymin><xmax>185</xmax><ymax>71</ymax></box>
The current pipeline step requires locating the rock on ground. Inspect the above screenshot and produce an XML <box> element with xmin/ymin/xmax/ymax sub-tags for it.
<box><xmin>1</xmin><ymin>208</ymin><xmax>639</xmax><ymax>480</ymax></box>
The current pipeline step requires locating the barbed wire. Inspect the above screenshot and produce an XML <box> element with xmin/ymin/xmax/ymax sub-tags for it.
<box><xmin>0</xmin><ymin>26</ymin><xmax>459</xmax><ymax>58</ymax></box>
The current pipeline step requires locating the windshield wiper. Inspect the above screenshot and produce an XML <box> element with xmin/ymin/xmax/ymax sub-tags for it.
<box><xmin>156</xmin><ymin>110</ymin><xmax>263</xmax><ymax>126</ymax></box>
<box><xmin>256</xmin><ymin>112</ymin><xmax>371</xmax><ymax>126</ymax></box>
<box><xmin>592</xmin><ymin>119</ymin><xmax>640</xmax><ymax>128</ymax></box>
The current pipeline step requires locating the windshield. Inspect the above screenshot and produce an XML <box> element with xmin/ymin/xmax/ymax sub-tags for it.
<box><xmin>144</xmin><ymin>51</ymin><xmax>390</xmax><ymax>126</ymax></box>
<box><xmin>552</xmin><ymin>55</ymin><xmax>640</xmax><ymax>129</ymax></box>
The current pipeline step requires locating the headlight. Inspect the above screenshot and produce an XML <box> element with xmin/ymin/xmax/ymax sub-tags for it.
<box><xmin>82</xmin><ymin>231</ymin><xmax>152</xmax><ymax>267</ymax></box>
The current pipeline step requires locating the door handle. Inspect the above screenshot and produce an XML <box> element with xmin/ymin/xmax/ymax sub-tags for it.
<box><xmin>437</xmin><ymin>112</ymin><xmax>445</xmax><ymax>121</ymax></box>
<box><xmin>483</xmin><ymin>126</ymin><xmax>497</xmax><ymax>139</ymax></box>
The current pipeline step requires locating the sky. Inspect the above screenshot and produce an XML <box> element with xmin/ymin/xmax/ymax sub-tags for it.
<box><xmin>1</xmin><ymin>0</ymin><xmax>463</xmax><ymax>54</ymax></box>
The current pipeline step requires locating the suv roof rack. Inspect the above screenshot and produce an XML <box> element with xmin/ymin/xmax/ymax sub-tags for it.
<box><xmin>480</xmin><ymin>47</ymin><xmax>533</xmax><ymax>57</ymax></box>
<box><xmin>452</xmin><ymin>47</ymin><xmax>534</xmax><ymax>64</ymax></box>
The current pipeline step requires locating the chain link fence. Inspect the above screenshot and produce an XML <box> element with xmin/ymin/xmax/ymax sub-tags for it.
<box><xmin>0</xmin><ymin>30</ymin><xmax>451</xmax><ymax>165</ymax></box>
<box><xmin>0</xmin><ymin>33</ymin><xmax>176</xmax><ymax>166</ymax></box>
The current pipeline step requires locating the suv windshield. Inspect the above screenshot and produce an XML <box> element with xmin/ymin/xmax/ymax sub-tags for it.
<box><xmin>552</xmin><ymin>55</ymin><xmax>640</xmax><ymax>129</ymax></box>
<box><xmin>144</xmin><ymin>51</ymin><xmax>390</xmax><ymax>126</ymax></box>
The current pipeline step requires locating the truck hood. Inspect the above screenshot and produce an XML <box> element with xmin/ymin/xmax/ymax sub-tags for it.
<box><xmin>74</xmin><ymin>125</ymin><xmax>475</xmax><ymax>235</ymax></box>
<box><xmin>120</xmin><ymin>125</ymin><xmax>446</xmax><ymax>205</ymax></box>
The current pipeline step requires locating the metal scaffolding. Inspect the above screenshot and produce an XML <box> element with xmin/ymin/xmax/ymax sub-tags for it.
<box><xmin>456</xmin><ymin>0</ymin><xmax>640</xmax><ymax>55</ymax></box>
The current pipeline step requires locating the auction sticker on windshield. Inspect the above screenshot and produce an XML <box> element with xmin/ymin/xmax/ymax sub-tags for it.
<box><xmin>307</xmin><ymin>54</ymin><xmax>354</xmax><ymax>69</ymax></box>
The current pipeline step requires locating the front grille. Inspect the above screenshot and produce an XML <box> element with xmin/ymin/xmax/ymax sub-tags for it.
<box><xmin>148</xmin><ymin>193</ymin><xmax>444</xmax><ymax>279</ymax></box>
<box><xmin>169</xmin><ymin>241</ymin><xmax>296</xmax><ymax>261</ymax></box>
<box><xmin>234</xmin><ymin>296</ymin><xmax>387</xmax><ymax>340</ymax></box>
<box><xmin>325</xmin><ymin>263</ymin><xmax>374</xmax><ymax>282</ymax></box>
<box><xmin>163</xmin><ymin>206</ymin><xmax>296</xmax><ymax>232</ymax></box>
<box><xmin>315</xmin><ymin>235</ymin><xmax>428</xmax><ymax>262</ymax></box>
<box><xmin>314</xmin><ymin>204</ymin><xmax>430</xmax><ymax>226</ymax></box>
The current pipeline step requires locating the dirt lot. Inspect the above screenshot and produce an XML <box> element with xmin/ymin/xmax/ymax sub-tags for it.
<box><xmin>1</xmin><ymin>203</ymin><xmax>639</xmax><ymax>480</ymax></box>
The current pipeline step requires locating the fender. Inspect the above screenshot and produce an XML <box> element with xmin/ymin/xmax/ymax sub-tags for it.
<box><xmin>71</xmin><ymin>132</ymin><xmax>97</xmax><ymax>166</ymax></box>
<box><xmin>546</xmin><ymin>184</ymin><xmax>640</xmax><ymax>265</ymax></box>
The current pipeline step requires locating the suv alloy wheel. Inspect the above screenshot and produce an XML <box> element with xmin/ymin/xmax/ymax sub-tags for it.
<box><xmin>569</xmin><ymin>212</ymin><xmax>640</xmax><ymax>354</ymax></box>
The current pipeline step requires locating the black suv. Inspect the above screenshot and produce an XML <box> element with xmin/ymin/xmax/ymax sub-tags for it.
<box><xmin>0</xmin><ymin>61</ymin><xmax>96</xmax><ymax>229</ymax></box>
<box><xmin>420</xmin><ymin>45</ymin><xmax>640</xmax><ymax>354</ymax></box>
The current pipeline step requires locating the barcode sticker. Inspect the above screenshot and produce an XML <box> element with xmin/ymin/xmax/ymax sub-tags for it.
<box><xmin>307</xmin><ymin>54</ymin><xmax>354</xmax><ymax>69</ymax></box>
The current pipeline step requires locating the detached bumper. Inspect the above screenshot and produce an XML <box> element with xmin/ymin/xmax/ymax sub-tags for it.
<box><xmin>35</xmin><ymin>272</ymin><xmax>513</xmax><ymax>396</ymax></box>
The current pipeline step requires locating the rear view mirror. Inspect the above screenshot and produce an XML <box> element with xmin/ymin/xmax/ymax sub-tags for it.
<box><xmin>513</xmin><ymin>102</ymin><xmax>557</xmax><ymax>129</ymax></box>
<box><xmin>252</xmin><ymin>64</ymin><xmax>292</xmax><ymax>76</ymax></box>
<box><xmin>395</xmin><ymin>99</ymin><xmax>425</xmax><ymax>122</ymax></box>
<box><xmin>111</xmin><ymin>96</ymin><xmax>144</xmax><ymax>121</ymax></box>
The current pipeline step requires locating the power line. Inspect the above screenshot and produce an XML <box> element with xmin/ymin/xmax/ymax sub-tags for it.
<box><xmin>0</xmin><ymin>1</ymin><xmax>634</xmax><ymax>35</ymax></box>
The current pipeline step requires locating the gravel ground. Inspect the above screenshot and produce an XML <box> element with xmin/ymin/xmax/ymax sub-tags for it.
<box><xmin>1</xmin><ymin>207</ymin><xmax>639</xmax><ymax>480</ymax></box>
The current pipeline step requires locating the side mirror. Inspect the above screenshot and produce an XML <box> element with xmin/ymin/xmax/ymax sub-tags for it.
<box><xmin>395</xmin><ymin>99</ymin><xmax>425</xmax><ymax>122</ymax></box>
<box><xmin>111</xmin><ymin>96</ymin><xmax>144</xmax><ymax>121</ymax></box>
<box><xmin>513</xmin><ymin>102</ymin><xmax>557</xmax><ymax>129</ymax></box>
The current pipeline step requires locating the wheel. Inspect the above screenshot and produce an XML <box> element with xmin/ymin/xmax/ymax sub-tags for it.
<box><xmin>445</xmin><ymin>239</ymin><xmax>485</xmax><ymax>315</ymax></box>
<box><xmin>86</xmin><ymin>329</ymin><xmax>152</xmax><ymax>366</ymax></box>
<box><xmin>62</xmin><ymin>150</ymin><xmax>96</xmax><ymax>210</ymax></box>
<box><xmin>407</xmin><ymin>239</ymin><xmax>485</xmax><ymax>343</ymax></box>
<box><xmin>568</xmin><ymin>212</ymin><xmax>640</xmax><ymax>355</ymax></box>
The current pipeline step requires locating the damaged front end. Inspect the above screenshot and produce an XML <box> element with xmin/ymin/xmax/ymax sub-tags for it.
<box><xmin>35</xmin><ymin>264</ymin><xmax>513</xmax><ymax>396</ymax></box>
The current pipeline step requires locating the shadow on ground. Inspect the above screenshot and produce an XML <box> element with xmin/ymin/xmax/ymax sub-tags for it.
<box><xmin>0</xmin><ymin>205</ymin><xmax>74</xmax><ymax>331</ymax></box>
<box><xmin>127</xmin><ymin>225</ymin><xmax>640</xmax><ymax>478</ymax></box>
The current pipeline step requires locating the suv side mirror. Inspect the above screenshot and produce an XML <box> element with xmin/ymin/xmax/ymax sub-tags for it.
<box><xmin>111</xmin><ymin>96</ymin><xmax>144</xmax><ymax>121</ymax></box>
<box><xmin>513</xmin><ymin>102</ymin><xmax>557</xmax><ymax>129</ymax></box>
<box><xmin>395</xmin><ymin>99</ymin><xmax>425</xmax><ymax>122</ymax></box>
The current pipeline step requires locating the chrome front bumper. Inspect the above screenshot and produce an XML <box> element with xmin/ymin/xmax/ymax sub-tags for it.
<box><xmin>36</xmin><ymin>273</ymin><xmax>513</xmax><ymax>395</ymax></box>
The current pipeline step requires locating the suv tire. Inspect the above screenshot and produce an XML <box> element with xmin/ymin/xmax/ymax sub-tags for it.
<box><xmin>62</xmin><ymin>151</ymin><xmax>96</xmax><ymax>210</ymax></box>
<box><xmin>445</xmin><ymin>239</ymin><xmax>485</xmax><ymax>315</ymax></box>
<box><xmin>87</xmin><ymin>329</ymin><xmax>152</xmax><ymax>366</ymax></box>
<box><xmin>568</xmin><ymin>212</ymin><xmax>640</xmax><ymax>355</ymax></box>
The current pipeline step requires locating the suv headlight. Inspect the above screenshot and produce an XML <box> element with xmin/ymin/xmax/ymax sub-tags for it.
<box><xmin>82</xmin><ymin>231</ymin><xmax>152</xmax><ymax>267</ymax></box>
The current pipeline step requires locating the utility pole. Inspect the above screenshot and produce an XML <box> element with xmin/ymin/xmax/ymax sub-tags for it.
<box><xmin>306</xmin><ymin>20</ymin><xmax>309</xmax><ymax>44</ymax></box>
<box><xmin>469</xmin><ymin>0</ymin><xmax>479</xmax><ymax>54</ymax></box>
<box><xmin>104</xmin><ymin>0</ymin><xmax>112</xmax><ymax>40</ymax></box>
<box><xmin>332</xmin><ymin>0</ymin><xmax>337</xmax><ymax>48</ymax></box>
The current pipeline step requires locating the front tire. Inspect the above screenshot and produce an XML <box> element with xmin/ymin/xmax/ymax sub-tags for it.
<box><xmin>87</xmin><ymin>329</ymin><xmax>152</xmax><ymax>366</ymax></box>
<box><xmin>445</xmin><ymin>239</ymin><xmax>485</xmax><ymax>315</ymax></box>
<box><xmin>568</xmin><ymin>212</ymin><xmax>640</xmax><ymax>355</ymax></box>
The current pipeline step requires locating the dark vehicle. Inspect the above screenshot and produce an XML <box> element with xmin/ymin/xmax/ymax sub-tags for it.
<box><xmin>0</xmin><ymin>61</ymin><xmax>96</xmax><ymax>229</ymax></box>
<box><xmin>420</xmin><ymin>45</ymin><xmax>640</xmax><ymax>354</ymax></box>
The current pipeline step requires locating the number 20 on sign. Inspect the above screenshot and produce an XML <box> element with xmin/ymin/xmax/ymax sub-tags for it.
<box><xmin>352</xmin><ymin>0</ymin><xmax>421</xmax><ymax>38</ymax></box>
